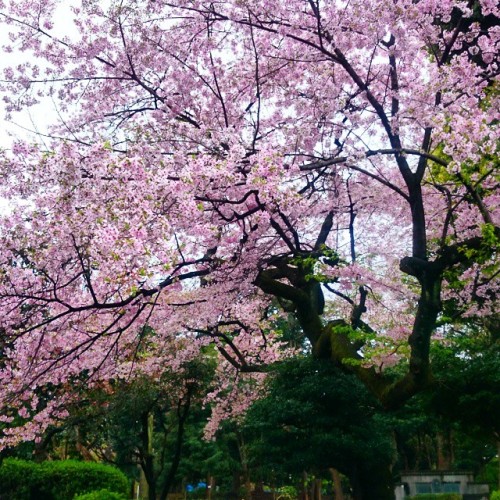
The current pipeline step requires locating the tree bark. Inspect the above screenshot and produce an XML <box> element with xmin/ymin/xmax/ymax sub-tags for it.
<box><xmin>312</xmin><ymin>478</ymin><xmax>322</xmax><ymax>500</ymax></box>
<box><xmin>237</xmin><ymin>431</ymin><xmax>252</xmax><ymax>500</ymax></box>
<box><xmin>159</xmin><ymin>386</ymin><xmax>193</xmax><ymax>500</ymax></box>
<box><xmin>301</xmin><ymin>471</ymin><xmax>309</xmax><ymax>500</ymax></box>
<box><xmin>140</xmin><ymin>411</ymin><xmax>156</xmax><ymax>500</ymax></box>
<box><xmin>329</xmin><ymin>468</ymin><xmax>344</xmax><ymax>500</ymax></box>
<box><xmin>207</xmin><ymin>475</ymin><xmax>215</xmax><ymax>500</ymax></box>
<box><xmin>436</xmin><ymin>430</ymin><xmax>453</xmax><ymax>470</ymax></box>
<box><xmin>229</xmin><ymin>471</ymin><xmax>241</xmax><ymax>499</ymax></box>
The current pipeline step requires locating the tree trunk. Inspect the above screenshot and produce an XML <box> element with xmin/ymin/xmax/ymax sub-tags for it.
<box><xmin>207</xmin><ymin>475</ymin><xmax>214</xmax><ymax>500</ymax></box>
<box><xmin>159</xmin><ymin>386</ymin><xmax>193</xmax><ymax>500</ymax></box>
<box><xmin>436</xmin><ymin>430</ymin><xmax>452</xmax><ymax>470</ymax></box>
<box><xmin>237</xmin><ymin>431</ymin><xmax>252</xmax><ymax>500</ymax></box>
<box><xmin>301</xmin><ymin>471</ymin><xmax>309</xmax><ymax>500</ymax></box>
<box><xmin>350</xmin><ymin>464</ymin><xmax>394</xmax><ymax>500</ymax></box>
<box><xmin>229</xmin><ymin>470</ymin><xmax>241</xmax><ymax>499</ymax></box>
<box><xmin>138</xmin><ymin>467</ymin><xmax>150</xmax><ymax>500</ymax></box>
<box><xmin>329</xmin><ymin>468</ymin><xmax>344</xmax><ymax>500</ymax></box>
<box><xmin>312</xmin><ymin>478</ymin><xmax>322</xmax><ymax>500</ymax></box>
<box><xmin>140</xmin><ymin>411</ymin><xmax>156</xmax><ymax>500</ymax></box>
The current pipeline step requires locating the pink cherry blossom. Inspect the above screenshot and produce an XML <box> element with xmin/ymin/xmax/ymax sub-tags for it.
<box><xmin>0</xmin><ymin>0</ymin><xmax>497</xmax><ymax>445</ymax></box>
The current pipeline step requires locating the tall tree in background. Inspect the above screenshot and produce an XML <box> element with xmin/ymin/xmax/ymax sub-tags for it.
<box><xmin>0</xmin><ymin>2</ymin><xmax>498</xmax><ymax>496</ymax></box>
<box><xmin>76</xmin><ymin>362</ymin><xmax>210</xmax><ymax>500</ymax></box>
<box><xmin>243</xmin><ymin>357</ymin><xmax>394</xmax><ymax>499</ymax></box>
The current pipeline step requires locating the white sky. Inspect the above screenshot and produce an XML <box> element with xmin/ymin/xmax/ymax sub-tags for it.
<box><xmin>0</xmin><ymin>3</ymin><xmax>80</xmax><ymax>213</ymax></box>
<box><xmin>0</xmin><ymin>2</ymin><xmax>79</xmax><ymax>150</ymax></box>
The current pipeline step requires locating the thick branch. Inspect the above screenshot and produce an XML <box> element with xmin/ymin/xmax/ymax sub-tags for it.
<box><xmin>314</xmin><ymin>211</ymin><xmax>335</xmax><ymax>250</ymax></box>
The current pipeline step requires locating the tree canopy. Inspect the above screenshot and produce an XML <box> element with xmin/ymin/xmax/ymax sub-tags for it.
<box><xmin>244</xmin><ymin>357</ymin><xmax>395</xmax><ymax>498</ymax></box>
<box><xmin>0</xmin><ymin>0</ymin><xmax>497</xmax><ymax>452</ymax></box>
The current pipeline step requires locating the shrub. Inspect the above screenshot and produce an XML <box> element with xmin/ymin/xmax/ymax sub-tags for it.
<box><xmin>38</xmin><ymin>460</ymin><xmax>129</xmax><ymax>500</ymax></box>
<box><xmin>0</xmin><ymin>458</ymin><xmax>129</xmax><ymax>500</ymax></box>
<box><xmin>0</xmin><ymin>458</ymin><xmax>40</xmax><ymax>499</ymax></box>
<box><xmin>477</xmin><ymin>457</ymin><xmax>499</xmax><ymax>492</ymax></box>
<box><xmin>276</xmin><ymin>485</ymin><xmax>298</xmax><ymax>500</ymax></box>
<box><xmin>407</xmin><ymin>494</ymin><xmax>462</xmax><ymax>500</ymax></box>
<box><xmin>73</xmin><ymin>489</ymin><xmax>128</xmax><ymax>500</ymax></box>
<box><xmin>490</xmin><ymin>491</ymin><xmax>500</xmax><ymax>500</ymax></box>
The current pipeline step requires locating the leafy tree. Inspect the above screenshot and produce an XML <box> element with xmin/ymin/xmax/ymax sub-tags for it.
<box><xmin>177</xmin><ymin>419</ymin><xmax>248</xmax><ymax>499</ymax></box>
<box><xmin>93</xmin><ymin>375</ymin><xmax>197</xmax><ymax>500</ymax></box>
<box><xmin>65</xmin><ymin>361</ymin><xmax>212</xmax><ymax>500</ymax></box>
<box><xmin>2</xmin><ymin>358</ymin><xmax>215</xmax><ymax>500</ymax></box>
<box><xmin>243</xmin><ymin>358</ymin><xmax>395</xmax><ymax>499</ymax></box>
<box><xmin>389</xmin><ymin>325</ymin><xmax>499</xmax><ymax>485</ymax></box>
<box><xmin>429</xmin><ymin>329</ymin><xmax>500</xmax><ymax>442</ymax></box>
<box><xmin>0</xmin><ymin>1</ymin><xmax>498</xmax><ymax>498</ymax></box>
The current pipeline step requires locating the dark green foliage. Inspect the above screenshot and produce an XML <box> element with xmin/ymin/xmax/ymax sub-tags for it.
<box><xmin>97</xmin><ymin>363</ymin><xmax>212</xmax><ymax>499</ymax></box>
<box><xmin>429</xmin><ymin>340</ymin><xmax>500</xmax><ymax>439</ymax></box>
<box><xmin>244</xmin><ymin>357</ymin><xmax>394</xmax><ymax>482</ymax></box>
<box><xmin>0</xmin><ymin>459</ymin><xmax>129</xmax><ymax>500</ymax></box>
<box><xmin>176</xmin><ymin>416</ymin><xmax>242</xmax><ymax>489</ymax></box>
<box><xmin>388</xmin><ymin>322</ymin><xmax>500</xmax><ymax>476</ymax></box>
<box><xmin>73</xmin><ymin>489</ymin><xmax>128</xmax><ymax>500</ymax></box>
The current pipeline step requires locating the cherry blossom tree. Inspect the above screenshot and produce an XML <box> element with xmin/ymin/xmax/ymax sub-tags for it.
<box><xmin>0</xmin><ymin>1</ymin><xmax>498</xmax><ymax>491</ymax></box>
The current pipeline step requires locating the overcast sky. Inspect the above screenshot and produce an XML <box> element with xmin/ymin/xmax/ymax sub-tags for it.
<box><xmin>0</xmin><ymin>2</ymin><xmax>79</xmax><ymax>150</ymax></box>
<box><xmin>0</xmin><ymin>4</ymin><xmax>80</xmax><ymax>214</ymax></box>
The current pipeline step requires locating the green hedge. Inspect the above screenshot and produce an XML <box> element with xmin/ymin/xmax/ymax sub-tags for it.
<box><xmin>73</xmin><ymin>489</ymin><xmax>128</xmax><ymax>500</ymax></box>
<box><xmin>0</xmin><ymin>457</ymin><xmax>39</xmax><ymax>499</ymax></box>
<box><xmin>408</xmin><ymin>494</ymin><xmax>462</xmax><ymax>500</ymax></box>
<box><xmin>0</xmin><ymin>459</ymin><xmax>129</xmax><ymax>500</ymax></box>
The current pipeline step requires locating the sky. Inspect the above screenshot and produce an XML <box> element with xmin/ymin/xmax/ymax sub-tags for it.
<box><xmin>0</xmin><ymin>3</ymin><xmax>80</xmax><ymax>213</ymax></box>
<box><xmin>0</xmin><ymin>2</ymin><xmax>79</xmax><ymax>150</ymax></box>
